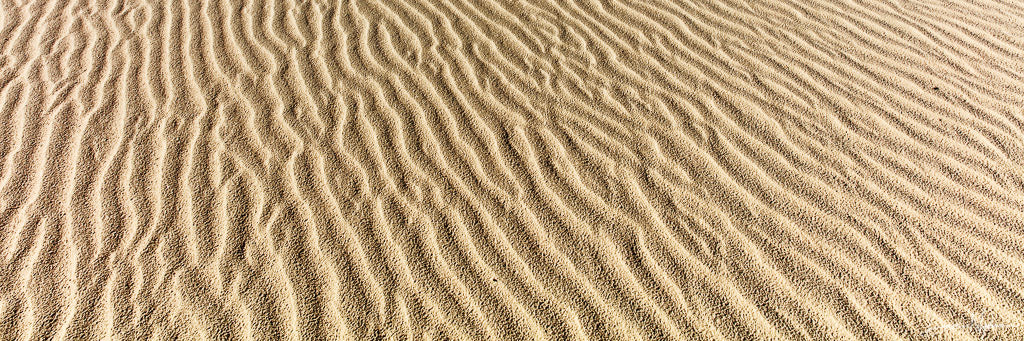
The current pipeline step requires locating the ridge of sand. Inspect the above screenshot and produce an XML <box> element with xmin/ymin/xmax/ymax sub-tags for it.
<box><xmin>1</xmin><ymin>0</ymin><xmax>1024</xmax><ymax>339</ymax></box>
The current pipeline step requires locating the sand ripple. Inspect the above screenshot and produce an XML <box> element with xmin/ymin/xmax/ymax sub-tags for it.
<box><xmin>1</xmin><ymin>0</ymin><xmax>1024</xmax><ymax>339</ymax></box>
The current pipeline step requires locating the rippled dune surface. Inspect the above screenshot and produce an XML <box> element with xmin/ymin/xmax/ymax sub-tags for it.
<box><xmin>2</xmin><ymin>0</ymin><xmax>1024</xmax><ymax>339</ymax></box>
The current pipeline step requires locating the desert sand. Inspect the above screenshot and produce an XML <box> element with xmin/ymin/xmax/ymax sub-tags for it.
<box><xmin>1</xmin><ymin>0</ymin><xmax>1024</xmax><ymax>339</ymax></box>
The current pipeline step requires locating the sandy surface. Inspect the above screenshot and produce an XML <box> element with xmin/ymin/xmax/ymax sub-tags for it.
<box><xmin>2</xmin><ymin>0</ymin><xmax>1024</xmax><ymax>339</ymax></box>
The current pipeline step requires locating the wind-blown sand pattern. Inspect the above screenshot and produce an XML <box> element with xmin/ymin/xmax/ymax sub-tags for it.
<box><xmin>2</xmin><ymin>0</ymin><xmax>1024</xmax><ymax>339</ymax></box>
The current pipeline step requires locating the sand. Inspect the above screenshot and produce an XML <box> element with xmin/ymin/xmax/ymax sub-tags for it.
<box><xmin>1</xmin><ymin>0</ymin><xmax>1023</xmax><ymax>339</ymax></box>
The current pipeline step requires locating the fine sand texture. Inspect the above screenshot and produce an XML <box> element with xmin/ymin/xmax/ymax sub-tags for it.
<box><xmin>2</xmin><ymin>0</ymin><xmax>1024</xmax><ymax>339</ymax></box>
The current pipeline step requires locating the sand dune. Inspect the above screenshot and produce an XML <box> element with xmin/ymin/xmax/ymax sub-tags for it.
<box><xmin>1</xmin><ymin>0</ymin><xmax>1023</xmax><ymax>339</ymax></box>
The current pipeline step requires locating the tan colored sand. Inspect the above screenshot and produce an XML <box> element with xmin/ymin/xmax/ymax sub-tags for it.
<box><xmin>1</xmin><ymin>0</ymin><xmax>1024</xmax><ymax>339</ymax></box>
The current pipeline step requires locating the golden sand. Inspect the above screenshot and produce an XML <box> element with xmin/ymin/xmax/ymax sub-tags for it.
<box><xmin>1</xmin><ymin>0</ymin><xmax>1024</xmax><ymax>339</ymax></box>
